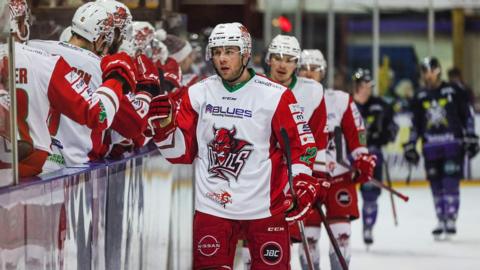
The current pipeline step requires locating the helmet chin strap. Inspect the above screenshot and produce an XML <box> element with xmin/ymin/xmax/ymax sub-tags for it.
<box><xmin>214</xmin><ymin>55</ymin><xmax>250</xmax><ymax>84</ymax></box>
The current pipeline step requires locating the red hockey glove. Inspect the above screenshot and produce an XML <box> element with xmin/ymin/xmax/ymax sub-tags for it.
<box><xmin>352</xmin><ymin>153</ymin><xmax>377</xmax><ymax>184</ymax></box>
<box><xmin>145</xmin><ymin>94</ymin><xmax>177</xmax><ymax>142</ymax></box>
<box><xmin>284</xmin><ymin>173</ymin><xmax>329</xmax><ymax>223</ymax></box>
<box><xmin>101</xmin><ymin>52</ymin><xmax>137</xmax><ymax>94</ymax></box>
<box><xmin>134</xmin><ymin>54</ymin><xmax>161</xmax><ymax>97</ymax></box>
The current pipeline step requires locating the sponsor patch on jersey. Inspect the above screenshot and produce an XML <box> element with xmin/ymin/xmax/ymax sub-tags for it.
<box><xmin>207</xmin><ymin>125</ymin><xmax>252</xmax><ymax>181</ymax></box>
<box><xmin>65</xmin><ymin>70</ymin><xmax>89</xmax><ymax>95</ymax></box>
<box><xmin>260</xmin><ymin>241</ymin><xmax>283</xmax><ymax>266</ymax></box>
<box><xmin>299</xmin><ymin>133</ymin><xmax>315</xmax><ymax>146</ymax></box>
<box><xmin>289</xmin><ymin>103</ymin><xmax>302</xmax><ymax>114</ymax></box>
<box><xmin>254</xmin><ymin>79</ymin><xmax>283</xmax><ymax>89</ymax></box>
<box><xmin>358</xmin><ymin>130</ymin><xmax>367</xmax><ymax>146</ymax></box>
<box><xmin>350</xmin><ymin>103</ymin><xmax>364</xmax><ymax>129</ymax></box>
<box><xmin>293</xmin><ymin>112</ymin><xmax>306</xmax><ymax>124</ymax></box>
<box><xmin>336</xmin><ymin>189</ymin><xmax>352</xmax><ymax>207</ymax></box>
<box><xmin>206</xmin><ymin>190</ymin><xmax>233</xmax><ymax>208</ymax></box>
<box><xmin>205</xmin><ymin>104</ymin><xmax>252</xmax><ymax>119</ymax></box>
<box><xmin>296</xmin><ymin>123</ymin><xmax>312</xmax><ymax>135</ymax></box>
<box><xmin>197</xmin><ymin>235</ymin><xmax>221</xmax><ymax>257</ymax></box>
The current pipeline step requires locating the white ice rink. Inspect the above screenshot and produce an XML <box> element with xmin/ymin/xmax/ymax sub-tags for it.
<box><xmin>287</xmin><ymin>185</ymin><xmax>480</xmax><ymax>270</ymax></box>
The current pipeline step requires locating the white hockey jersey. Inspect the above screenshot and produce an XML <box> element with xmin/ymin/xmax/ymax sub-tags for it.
<box><xmin>28</xmin><ymin>40</ymin><xmax>150</xmax><ymax>170</ymax></box>
<box><xmin>14</xmin><ymin>42</ymin><xmax>123</xmax><ymax>176</ymax></box>
<box><xmin>317</xmin><ymin>89</ymin><xmax>368</xmax><ymax>177</ymax></box>
<box><xmin>158</xmin><ymin>70</ymin><xmax>317</xmax><ymax>220</ymax></box>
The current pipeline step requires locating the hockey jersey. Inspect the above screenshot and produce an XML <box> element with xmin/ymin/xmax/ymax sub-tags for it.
<box><xmin>288</xmin><ymin>76</ymin><xmax>327</xmax><ymax>175</ymax></box>
<box><xmin>28</xmin><ymin>40</ymin><xmax>150</xmax><ymax>169</ymax></box>
<box><xmin>317</xmin><ymin>89</ymin><xmax>368</xmax><ymax>177</ymax></box>
<box><xmin>157</xmin><ymin>69</ymin><xmax>316</xmax><ymax>220</ymax></box>
<box><xmin>14</xmin><ymin>42</ymin><xmax>123</xmax><ymax>176</ymax></box>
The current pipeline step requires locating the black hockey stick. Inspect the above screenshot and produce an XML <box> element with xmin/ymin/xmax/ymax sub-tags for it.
<box><xmin>315</xmin><ymin>201</ymin><xmax>349</xmax><ymax>270</ymax></box>
<box><xmin>406</xmin><ymin>164</ymin><xmax>412</xmax><ymax>185</ymax></box>
<box><xmin>384</xmin><ymin>159</ymin><xmax>398</xmax><ymax>226</ymax></box>
<box><xmin>280</xmin><ymin>128</ymin><xmax>314</xmax><ymax>270</ymax></box>
<box><xmin>334</xmin><ymin>127</ymin><xmax>409</xmax><ymax>202</ymax></box>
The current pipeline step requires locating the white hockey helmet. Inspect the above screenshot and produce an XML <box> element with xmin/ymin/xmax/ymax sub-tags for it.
<box><xmin>151</xmin><ymin>39</ymin><xmax>168</xmax><ymax>64</ymax></box>
<box><xmin>59</xmin><ymin>26</ymin><xmax>72</xmax><ymax>42</ymax></box>
<box><xmin>205</xmin><ymin>22</ymin><xmax>252</xmax><ymax>61</ymax></box>
<box><xmin>96</xmin><ymin>0</ymin><xmax>133</xmax><ymax>41</ymax></box>
<box><xmin>9</xmin><ymin>0</ymin><xmax>31</xmax><ymax>42</ymax></box>
<box><xmin>266</xmin><ymin>34</ymin><xmax>301</xmax><ymax>63</ymax></box>
<box><xmin>71</xmin><ymin>2</ymin><xmax>115</xmax><ymax>46</ymax></box>
<box><xmin>300</xmin><ymin>49</ymin><xmax>327</xmax><ymax>71</ymax></box>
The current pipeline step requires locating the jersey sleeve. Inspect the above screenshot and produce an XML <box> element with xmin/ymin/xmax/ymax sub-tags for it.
<box><xmin>272</xmin><ymin>90</ymin><xmax>316</xmax><ymax>176</ymax></box>
<box><xmin>455</xmin><ymin>85</ymin><xmax>476</xmax><ymax>135</ymax></box>
<box><xmin>156</xmin><ymin>89</ymin><xmax>199</xmax><ymax>164</ymax></box>
<box><xmin>110</xmin><ymin>92</ymin><xmax>151</xmax><ymax>139</ymax></box>
<box><xmin>47</xmin><ymin>57</ymin><xmax>123</xmax><ymax>132</ymax></box>
<box><xmin>408</xmin><ymin>93</ymin><xmax>424</xmax><ymax>143</ymax></box>
<box><xmin>308</xmin><ymin>98</ymin><xmax>328</xmax><ymax>176</ymax></box>
<box><xmin>341</xmin><ymin>95</ymin><xmax>368</xmax><ymax>158</ymax></box>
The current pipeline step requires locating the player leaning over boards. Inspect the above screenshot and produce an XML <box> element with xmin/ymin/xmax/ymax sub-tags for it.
<box><xmin>149</xmin><ymin>22</ymin><xmax>329</xmax><ymax>269</ymax></box>
<box><xmin>7</xmin><ymin>0</ymin><xmax>137</xmax><ymax>177</ymax></box>
<box><xmin>296</xmin><ymin>48</ymin><xmax>377</xmax><ymax>270</ymax></box>
<box><xmin>403</xmin><ymin>57</ymin><xmax>479</xmax><ymax>240</ymax></box>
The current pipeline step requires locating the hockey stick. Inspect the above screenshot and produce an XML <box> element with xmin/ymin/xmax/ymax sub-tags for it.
<box><xmin>405</xmin><ymin>164</ymin><xmax>412</xmax><ymax>185</ymax></box>
<box><xmin>334</xmin><ymin>127</ymin><xmax>409</xmax><ymax>202</ymax></box>
<box><xmin>280</xmin><ymin>128</ymin><xmax>314</xmax><ymax>270</ymax></box>
<box><xmin>384</xmin><ymin>160</ymin><xmax>398</xmax><ymax>226</ymax></box>
<box><xmin>315</xmin><ymin>201</ymin><xmax>349</xmax><ymax>270</ymax></box>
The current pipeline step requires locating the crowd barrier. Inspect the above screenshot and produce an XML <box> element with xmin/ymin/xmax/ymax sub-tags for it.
<box><xmin>0</xmin><ymin>148</ymin><xmax>194</xmax><ymax>270</ymax></box>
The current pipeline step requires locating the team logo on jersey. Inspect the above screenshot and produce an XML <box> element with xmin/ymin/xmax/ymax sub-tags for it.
<box><xmin>206</xmin><ymin>190</ymin><xmax>232</xmax><ymax>208</ymax></box>
<box><xmin>207</xmin><ymin>126</ymin><xmax>252</xmax><ymax>181</ymax></box>
<box><xmin>197</xmin><ymin>235</ymin><xmax>221</xmax><ymax>257</ymax></box>
<box><xmin>423</xmin><ymin>99</ymin><xmax>448</xmax><ymax>128</ymax></box>
<box><xmin>336</xmin><ymin>189</ymin><xmax>352</xmax><ymax>207</ymax></box>
<box><xmin>260</xmin><ymin>241</ymin><xmax>283</xmax><ymax>265</ymax></box>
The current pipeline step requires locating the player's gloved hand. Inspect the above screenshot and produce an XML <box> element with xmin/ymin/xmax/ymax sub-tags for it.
<box><xmin>403</xmin><ymin>141</ymin><xmax>420</xmax><ymax>165</ymax></box>
<box><xmin>463</xmin><ymin>133</ymin><xmax>480</xmax><ymax>159</ymax></box>
<box><xmin>101</xmin><ymin>52</ymin><xmax>137</xmax><ymax>94</ymax></box>
<box><xmin>352</xmin><ymin>153</ymin><xmax>377</xmax><ymax>184</ymax></box>
<box><xmin>134</xmin><ymin>54</ymin><xmax>161</xmax><ymax>97</ymax></box>
<box><xmin>145</xmin><ymin>94</ymin><xmax>177</xmax><ymax>142</ymax></box>
<box><xmin>284</xmin><ymin>173</ymin><xmax>329</xmax><ymax>223</ymax></box>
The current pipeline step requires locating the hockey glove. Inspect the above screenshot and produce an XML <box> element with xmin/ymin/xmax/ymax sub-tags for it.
<box><xmin>135</xmin><ymin>54</ymin><xmax>161</xmax><ymax>97</ymax></box>
<box><xmin>463</xmin><ymin>133</ymin><xmax>480</xmax><ymax>159</ymax></box>
<box><xmin>101</xmin><ymin>52</ymin><xmax>137</xmax><ymax>94</ymax></box>
<box><xmin>352</xmin><ymin>153</ymin><xmax>377</xmax><ymax>184</ymax></box>
<box><xmin>284</xmin><ymin>173</ymin><xmax>329</xmax><ymax>223</ymax></box>
<box><xmin>145</xmin><ymin>94</ymin><xmax>177</xmax><ymax>142</ymax></box>
<box><xmin>403</xmin><ymin>141</ymin><xmax>420</xmax><ymax>165</ymax></box>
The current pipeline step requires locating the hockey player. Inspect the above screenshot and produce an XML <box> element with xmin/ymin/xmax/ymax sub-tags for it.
<box><xmin>403</xmin><ymin>57</ymin><xmax>479</xmax><ymax>238</ymax></box>
<box><xmin>96</xmin><ymin>0</ymin><xmax>133</xmax><ymax>55</ymax></box>
<box><xmin>149</xmin><ymin>22</ymin><xmax>328</xmax><ymax>269</ymax></box>
<box><xmin>27</xmin><ymin>2</ymin><xmax>156</xmax><ymax>171</ymax></box>
<box><xmin>351</xmin><ymin>68</ymin><xmax>398</xmax><ymax>245</ymax></box>
<box><xmin>295</xmin><ymin>49</ymin><xmax>377</xmax><ymax>270</ymax></box>
<box><xmin>9</xmin><ymin>0</ymin><xmax>137</xmax><ymax>177</ymax></box>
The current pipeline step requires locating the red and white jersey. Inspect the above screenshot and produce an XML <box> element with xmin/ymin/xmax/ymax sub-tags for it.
<box><xmin>317</xmin><ymin>89</ymin><xmax>368</xmax><ymax>177</ymax></box>
<box><xmin>27</xmin><ymin>40</ymin><xmax>120</xmax><ymax>169</ymax></box>
<box><xmin>157</xmin><ymin>70</ymin><xmax>316</xmax><ymax>220</ymax></box>
<box><xmin>14</xmin><ymin>42</ymin><xmax>123</xmax><ymax>170</ymax></box>
<box><xmin>289</xmin><ymin>76</ymin><xmax>328</xmax><ymax>175</ymax></box>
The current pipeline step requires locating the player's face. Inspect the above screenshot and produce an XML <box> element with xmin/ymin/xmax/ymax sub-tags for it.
<box><xmin>298</xmin><ymin>65</ymin><xmax>324</xmax><ymax>82</ymax></box>
<box><xmin>268</xmin><ymin>54</ymin><xmax>297</xmax><ymax>85</ymax></box>
<box><xmin>358</xmin><ymin>81</ymin><xmax>373</xmax><ymax>97</ymax></box>
<box><xmin>421</xmin><ymin>68</ymin><xmax>439</xmax><ymax>87</ymax></box>
<box><xmin>211</xmin><ymin>46</ymin><xmax>246</xmax><ymax>81</ymax></box>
